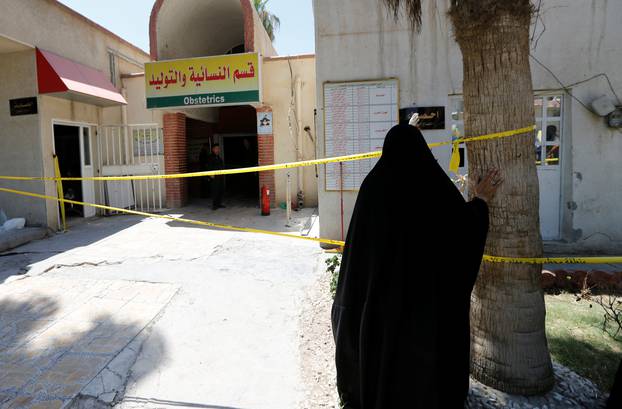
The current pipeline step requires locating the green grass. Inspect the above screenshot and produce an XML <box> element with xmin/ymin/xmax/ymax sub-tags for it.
<box><xmin>546</xmin><ymin>293</ymin><xmax>622</xmax><ymax>391</ymax></box>
<box><xmin>326</xmin><ymin>272</ymin><xmax>620</xmax><ymax>391</ymax></box>
<box><xmin>326</xmin><ymin>255</ymin><xmax>341</xmax><ymax>299</ymax></box>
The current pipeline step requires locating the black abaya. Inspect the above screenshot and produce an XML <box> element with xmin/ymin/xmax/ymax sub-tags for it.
<box><xmin>607</xmin><ymin>360</ymin><xmax>622</xmax><ymax>409</ymax></box>
<box><xmin>206</xmin><ymin>153</ymin><xmax>225</xmax><ymax>208</ymax></box>
<box><xmin>332</xmin><ymin>124</ymin><xmax>489</xmax><ymax>408</ymax></box>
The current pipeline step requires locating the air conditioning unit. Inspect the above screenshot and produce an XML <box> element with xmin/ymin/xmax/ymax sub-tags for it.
<box><xmin>608</xmin><ymin>108</ymin><xmax>622</xmax><ymax>128</ymax></box>
<box><xmin>592</xmin><ymin>95</ymin><xmax>616</xmax><ymax>116</ymax></box>
<box><xmin>591</xmin><ymin>96</ymin><xmax>621</xmax><ymax>129</ymax></box>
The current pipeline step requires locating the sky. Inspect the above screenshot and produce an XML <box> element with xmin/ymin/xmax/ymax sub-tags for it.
<box><xmin>57</xmin><ymin>0</ymin><xmax>316</xmax><ymax>56</ymax></box>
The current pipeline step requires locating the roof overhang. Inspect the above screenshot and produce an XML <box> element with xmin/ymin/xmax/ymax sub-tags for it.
<box><xmin>0</xmin><ymin>34</ymin><xmax>33</xmax><ymax>54</ymax></box>
<box><xmin>36</xmin><ymin>48</ymin><xmax>127</xmax><ymax>107</ymax></box>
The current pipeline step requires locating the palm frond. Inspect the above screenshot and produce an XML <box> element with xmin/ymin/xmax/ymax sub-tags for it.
<box><xmin>382</xmin><ymin>0</ymin><xmax>423</xmax><ymax>31</ymax></box>
<box><xmin>253</xmin><ymin>0</ymin><xmax>280</xmax><ymax>42</ymax></box>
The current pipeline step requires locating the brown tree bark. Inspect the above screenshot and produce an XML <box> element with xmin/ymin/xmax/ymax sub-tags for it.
<box><xmin>451</xmin><ymin>8</ymin><xmax>555</xmax><ymax>395</ymax></box>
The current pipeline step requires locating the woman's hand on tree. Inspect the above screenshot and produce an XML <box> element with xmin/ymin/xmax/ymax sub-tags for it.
<box><xmin>473</xmin><ymin>168</ymin><xmax>503</xmax><ymax>203</ymax></box>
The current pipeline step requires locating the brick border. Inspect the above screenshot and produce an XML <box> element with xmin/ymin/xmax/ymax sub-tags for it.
<box><xmin>149</xmin><ymin>0</ymin><xmax>165</xmax><ymax>60</ymax></box>
<box><xmin>163</xmin><ymin>113</ymin><xmax>188</xmax><ymax>208</ymax></box>
<box><xmin>239</xmin><ymin>0</ymin><xmax>256</xmax><ymax>53</ymax></box>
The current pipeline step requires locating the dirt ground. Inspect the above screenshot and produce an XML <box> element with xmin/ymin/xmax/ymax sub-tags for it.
<box><xmin>299</xmin><ymin>260</ymin><xmax>339</xmax><ymax>408</ymax></box>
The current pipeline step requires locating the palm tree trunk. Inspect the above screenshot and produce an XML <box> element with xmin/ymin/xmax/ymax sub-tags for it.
<box><xmin>453</xmin><ymin>12</ymin><xmax>555</xmax><ymax>395</ymax></box>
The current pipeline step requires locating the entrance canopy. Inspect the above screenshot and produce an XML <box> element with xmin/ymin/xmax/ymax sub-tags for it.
<box><xmin>36</xmin><ymin>48</ymin><xmax>126</xmax><ymax>107</ymax></box>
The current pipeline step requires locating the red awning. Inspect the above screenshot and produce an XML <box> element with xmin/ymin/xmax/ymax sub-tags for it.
<box><xmin>36</xmin><ymin>48</ymin><xmax>127</xmax><ymax>106</ymax></box>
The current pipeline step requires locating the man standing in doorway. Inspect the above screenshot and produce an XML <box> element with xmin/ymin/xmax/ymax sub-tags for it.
<box><xmin>206</xmin><ymin>143</ymin><xmax>225</xmax><ymax>210</ymax></box>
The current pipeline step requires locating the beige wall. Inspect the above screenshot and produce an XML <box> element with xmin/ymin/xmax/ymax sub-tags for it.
<box><xmin>1</xmin><ymin>0</ymin><xmax>151</xmax><ymax>129</ymax></box>
<box><xmin>0</xmin><ymin>0</ymin><xmax>149</xmax><ymax>71</ymax></box>
<box><xmin>0</xmin><ymin>0</ymin><xmax>155</xmax><ymax>130</ymax></box>
<box><xmin>0</xmin><ymin>50</ymin><xmax>47</xmax><ymax>225</ymax></box>
<box><xmin>0</xmin><ymin>0</ymin><xmax>163</xmax><ymax>229</ymax></box>
<box><xmin>251</xmin><ymin>6</ymin><xmax>277</xmax><ymax>58</ymax></box>
<box><xmin>262</xmin><ymin>56</ymin><xmax>318</xmax><ymax>207</ymax></box>
<box><xmin>122</xmin><ymin>76</ymin><xmax>164</xmax><ymax>125</ymax></box>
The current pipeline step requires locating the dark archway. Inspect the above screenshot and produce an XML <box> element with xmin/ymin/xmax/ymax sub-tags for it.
<box><xmin>150</xmin><ymin>0</ymin><xmax>276</xmax><ymax>209</ymax></box>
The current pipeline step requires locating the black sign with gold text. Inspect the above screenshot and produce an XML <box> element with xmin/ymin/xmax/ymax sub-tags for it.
<box><xmin>9</xmin><ymin>97</ymin><xmax>38</xmax><ymax>116</ymax></box>
<box><xmin>399</xmin><ymin>106</ymin><xmax>445</xmax><ymax>130</ymax></box>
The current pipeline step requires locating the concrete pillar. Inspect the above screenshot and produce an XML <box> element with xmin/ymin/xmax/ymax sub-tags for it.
<box><xmin>163</xmin><ymin>112</ymin><xmax>188</xmax><ymax>208</ymax></box>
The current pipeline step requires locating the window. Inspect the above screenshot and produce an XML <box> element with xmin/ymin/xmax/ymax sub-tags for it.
<box><xmin>450</xmin><ymin>95</ymin><xmax>563</xmax><ymax>168</ymax></box>
<box><xmin>132</xmin><ymin>128</ymin><xmax>164</xmax><ymax>157</ymax></box>
<box><xmin>108</xmin><ymin>52</ymin><xmax>117</xmax><ymax>87</ymax></box>
<box><xmin>534</xmin><ymin>95</ymin><xmax>562</xmax><ymax>167</ymax></box>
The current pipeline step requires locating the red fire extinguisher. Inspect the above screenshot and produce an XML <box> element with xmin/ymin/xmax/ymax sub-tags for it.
<box><xmin>261</xmin><ymin>185</ymin><xmax>270</xmax><ymax>216</ymax></box>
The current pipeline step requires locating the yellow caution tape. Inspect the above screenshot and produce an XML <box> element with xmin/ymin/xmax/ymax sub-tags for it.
<box><xmin>9</xmin><ymin>125</ymin><xmax>615</xmax><ymax>265</ymax></box>
<box><xmin>442</xmin><ymin>126</ymin><xmax>537</xmax><ymax>174</ymax></box>
<box><xmin>0</xmin><ymin>187</ymin><xmax>345</xmax><ymax>247</ymax></box>
<box><xmin>449</xmin><ymin>141</ymin><xmax>461</xmax><ymax>173</ymax></box>
<box><xmin>0</xmin><ymin>126</ymin><xmax>536</xmax><ymax>182</ymax></box>
<box><xmin>1</xmin><ymin>186</ymin><xmax>621</xmax><ymax>265</ymax></box>
<box><xmin>0</xmin><ymin>151</ymin><xmax>383</xmax><ymax>182</ymax></box>
<box><xmin>483</xmin><ymin>255</ymin><xmax>622</xmax><ymax>265</ymax></box>
<box><xmin>53</xmin><ymin>155</ymin><xmax>66</xmax><ymax>232</ymax></box>
<box><xmin>536</xmin><ymin>158</ymin><xmax>560</xmax><ymax>165</ymax></box>
<box><xmin>429</xmin><ymin>125</ymin><xmax>537</xmax><ymax>148</ymax></box>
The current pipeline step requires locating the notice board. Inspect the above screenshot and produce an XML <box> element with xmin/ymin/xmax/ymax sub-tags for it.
<box><xmin>323</xmin><ymin>79</ymin><xmax>399</xmax><ymax>191</ymax></box>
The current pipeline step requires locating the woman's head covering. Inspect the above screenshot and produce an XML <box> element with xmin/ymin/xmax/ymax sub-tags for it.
<box><xmin>378</xmin><ymin>124</ymin><xmax>464</xmax><ymax>202</ymax></box>
<box><xmin>381</xmin><ymin>124</ymin><xmax>436</xmax><ymax>169</ymax></box>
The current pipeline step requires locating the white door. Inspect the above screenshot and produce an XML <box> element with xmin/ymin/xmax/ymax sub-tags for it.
<box><xmin>449</xmin><ymin>95</ymin><xmax>563</xmax><ymax>240</ymax></box>
<box><xmin>535</xmin><ymin>95</ymin><xmax>563</xmax><ymax>240</ymax></box>
<box><xmin>80</xmin><ymin>126</ymin><xmax>96</xmax><ymax>217</ymax></box>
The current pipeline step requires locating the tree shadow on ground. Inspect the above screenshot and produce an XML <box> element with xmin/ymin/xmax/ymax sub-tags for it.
<box><xmin>164</xmin><ymin>204</ymin><xmax>316</xmax><ymax>236</ymax></box>
<box><xmin>0</xmin><ymin>289</ymin><xmax>167</xmax><ymax>408</ymax></box>
<box><xmin>548</xmin><ymin>331</ymin><xmax>621</xmax><ymax>392</ymax></box>
<box><xmin>0</xmin><ymin>215</ymin><xmax>144</xmax><ymax>284</ymax></box>
<box><xmin>0</xmin><ymin>282</ymin><xmax>244</xmax><ymax>409</ymax></box>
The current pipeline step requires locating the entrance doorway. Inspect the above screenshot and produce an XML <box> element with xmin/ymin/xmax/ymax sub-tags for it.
<box><xmin>185</xmin><ymin>106</ymin><xmax>260</xmax><ymax>207</ymax></box>
<box><xmin>221</xmin><ymin>134</ymin><xmax>259</xmax><ymax>203</ymax></box>
<box><xmin>53</xmin><ymin>123</ymin><xmax>96</xmax><ymax>219</ymax></box>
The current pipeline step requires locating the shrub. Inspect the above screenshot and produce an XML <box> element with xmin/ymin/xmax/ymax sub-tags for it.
<box><xmin>326</xmin><ymin>255</ymin><xmax>341</xmax><ymax>299</ymax></box>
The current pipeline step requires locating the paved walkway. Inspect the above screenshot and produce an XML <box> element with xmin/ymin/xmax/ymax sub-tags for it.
<box><xmin>0</xmin><ymin>277</ymin><xmax>178</xmax><ymax>408</ymax></box>
<box><xmin>0</xmin><ymin>205</ymin><xmax>325</xmax><ymax>409</ymax></box>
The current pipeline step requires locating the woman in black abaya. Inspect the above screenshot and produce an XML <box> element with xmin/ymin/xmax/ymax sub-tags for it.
<box><xmin>332</xmin><ymin>124</ymin><xmax>502</xmax><ymax>408</ymax></box>
<box><xmin>607</xmin><ymin>360</ymin><xmax>622</xmax><ymax>408</ymax></box>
